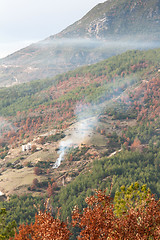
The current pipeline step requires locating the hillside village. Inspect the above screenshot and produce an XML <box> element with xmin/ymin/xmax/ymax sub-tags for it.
<box><xmin>0</xmin><ymin>104</ymin><xmax>138</xmax><ymax>198</ymax></box>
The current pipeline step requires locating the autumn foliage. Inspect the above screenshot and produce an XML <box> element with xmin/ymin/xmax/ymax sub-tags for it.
<box><xmin>12</xmin><ymin>184</ymin><xmax>160</xmax><ymax>240</ymax></box>
<box><xmin>130</xmin><ymin>137</ymin><xmax>141</xmax><ymax>151</ymax></box>
<box><xmin>34</xmin><ymin>167</ymin><xmax>42</xmax><ymax>176</ymax></box>
<box><xmin>13</xmin><ymin>211</ymin><xmax>71</xmax><ymax>240</ymax></box>
<box><xmin>72</xmin><ymin>189</ymin><xmax>160</xmax><ymax>239</ymax></box>
<box><xmin>72</xmin><ymin>190</ymin><xmax>115</xmax><ymax>239</ymax></box>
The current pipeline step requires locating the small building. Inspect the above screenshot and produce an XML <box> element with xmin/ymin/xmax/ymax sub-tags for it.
<box><xmin>27</xmin><ymin>143</ymin><xmax>32</xmax><ymax>151</ymax></box>
<box><xmin>22</xmin><ymin>143</ymin><xmax>32</xmax><ymax>152</ymax></box>
<box><xmin>0</xmin><ymin>191</ymin><xmax>7</xmax><ymax>202</ymax></box>
<box><xmin>22</xmin><ymin>145</ymin><xmax>27</xmax><ymax>151</ymax></box>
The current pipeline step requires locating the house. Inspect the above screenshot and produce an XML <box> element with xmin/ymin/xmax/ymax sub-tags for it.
<box><xmin>22</xmin><ymin>143</ymin><xmax>32</xmax><ymax>152</ymax></box>
<box><xmin>22</xmin><ymin>145</ymin><xmax>27</xmax><ymax>151</ymax></box>
<box><xmin>0</xmin><ymin>191</ymin><xmax>7</xmax><ymax>202</ymax></box>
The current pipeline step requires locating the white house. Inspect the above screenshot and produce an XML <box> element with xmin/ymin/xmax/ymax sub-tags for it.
<box><xmin>22</xmin><ymin>143</ymin><xmax>32</xmax><ymax>152</ymax></box>
<box><xmin>0</xmin><ymin>191</ymin><xmax>7</xmax><ymax>201</ymax></box>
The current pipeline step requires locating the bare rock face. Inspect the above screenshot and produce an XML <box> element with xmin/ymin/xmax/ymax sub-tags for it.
<box><xmin>87</xmin><ymin>17</ymin><xmax>110</xmax><ymax>38</ymax></box>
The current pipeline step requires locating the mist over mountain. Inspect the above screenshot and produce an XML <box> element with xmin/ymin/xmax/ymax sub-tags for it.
<box><xmin>1</xmin><ymin>0</ymin><xmax>160</xmax><ymax>87</ymax></box>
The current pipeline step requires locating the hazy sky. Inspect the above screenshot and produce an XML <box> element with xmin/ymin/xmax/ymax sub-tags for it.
<box><xmin>0</xmin><ymin>0</ymin><xmax>104</xmax><ymax>58</ymax></box>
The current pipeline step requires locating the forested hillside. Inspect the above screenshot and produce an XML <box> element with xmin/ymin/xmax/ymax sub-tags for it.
<box><xmin>0</xmin><ymin>48</ymin><xmax>160</xmax><ymax>144</ymax></box>
<box><xmin>0</xmin><ymin>48</ymin><xmax>160</xmax><ymax>236</ymax></box>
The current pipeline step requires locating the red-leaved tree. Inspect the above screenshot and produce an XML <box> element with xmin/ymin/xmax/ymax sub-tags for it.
<box><xmin>72</xmin><ymin>188</ymin><xmax>160</xmax><ymax>239</ymax></box>
<box><xmin>12</xmin><ymin>211</ymin><xmax>71</xmax><ymax>240</ymax></box>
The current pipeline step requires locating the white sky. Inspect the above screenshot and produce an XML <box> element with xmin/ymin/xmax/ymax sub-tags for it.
<box><xmin>0</xmin><ymin>0</ymin><xmax>104</xmax><ymax>58</ymax></box>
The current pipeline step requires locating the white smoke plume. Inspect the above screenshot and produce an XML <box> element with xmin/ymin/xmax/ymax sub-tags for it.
<box><xmin>53</xmin><ymin>140</ymin><xmax>72</xmax><ymax>169</ymax></box>
<box><xmin>53</xmin><ymin>66</ymin><xmax>140</xmax><ymax>169</ymax></box>
<box><xmin>53</xmin><ymin>80</ymin><xmax>133</xmax><ymax>169</ymax></box>
<box><xmin>53</xmin><ymin>104</ymin><xmax>98</xmax><ymax>168</ymax></box>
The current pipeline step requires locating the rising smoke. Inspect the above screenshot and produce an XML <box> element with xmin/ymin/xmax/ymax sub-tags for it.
<box><xmin>0</xmin><ymin>117</ymin><xmax>17</xmax><ymax>137</ymax></box>
<box><xmin>53</xmin><ymin>72</ymin><xmax>139</xmax><ymax>169</ymax></box>
<box><xmin>51</xmin><ymin>34</ymin><xmax>159</xmax><ymax>169</ymax></box>
<box><xmin>53</xmin><ymin>104</ymin><xmax>98</xmax><ymax>168</ymax></box>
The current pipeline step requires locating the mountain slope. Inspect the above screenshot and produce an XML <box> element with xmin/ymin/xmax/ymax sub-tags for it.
<box><xmin>0</xmin><ymin>48</ymin><xmax>160</xmax><ymax>165</ymax></box>
<box><xmin>0</xmin><ymin>48</ymin><xmax>160</xmax><ymax>224</ymax></box>
<box><xmin>54</xmin><ymin>0</ymin><xmax>160</xmax><ymax>39</ymax></box>
<box><xmin>1</xmin><ymin>0</ymin><xmax>160</xmax><ymax>87</ymax></box>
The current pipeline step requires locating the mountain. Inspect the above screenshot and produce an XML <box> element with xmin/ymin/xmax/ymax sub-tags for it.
<box><xmin>54</xmin><ymin>0</ymin><xmax>160</xmax><ymax>40</ymax></box>
<box><xmin>1</xmin><ymin>0</ymin><xmax>160</xmax><ymax>87</ymax></box>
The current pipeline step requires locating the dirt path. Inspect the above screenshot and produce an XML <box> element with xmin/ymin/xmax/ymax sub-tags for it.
<box><xmin>108</xmin><ymin>148</ymin><xmax>122</xmax><ymax>158</ymax></box>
